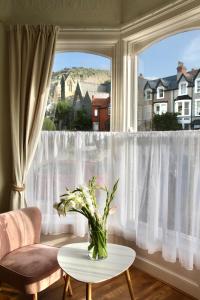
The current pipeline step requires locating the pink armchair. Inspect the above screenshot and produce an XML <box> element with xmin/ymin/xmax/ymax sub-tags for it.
<box><xmin>0</xmin><ymin>207</ymin><xmax>72</xmax><ymax>300</ymax></box>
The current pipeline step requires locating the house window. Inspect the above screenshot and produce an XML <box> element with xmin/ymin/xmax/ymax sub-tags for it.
<box><xmin>69</xmin><ymin>81</ymin><xmax>73</xmax><ymax>92</ymax></box>
<box><xmin>145</xmin><ymin>89</ymin><xmax>152</xmax><ymax>100</ymax></box>
<box><xmin>195</xmin><ymin>99</ymin><xmax>200</xmax><ymax>116</ymax></box>
<box><xmin>175</xmin><ymin>100</ymin><xmax>191</xmax><ymax>116</ymax></box>
<box><xmin>157</xmin><ymin>87</ymin><xmax>164</xmax><ymax>99</ymax></box>
<box><xmin>154</xmin><ymin>103</ymin><xmax>167</xmax><ymax>115</ymax></box>
<box><xmin>108</xmin><ymin>103</ymin><xmax>111</xmax><ymax>116</ymax></box>
<box><xmin>179</xmin><ymin>82</ymin><xmax>187</xmax><ymax>95</ymax></box>
<box><xmin>43</xmin><ymin>51</ymin><xmax>111</xmax><ymax>132</ymax></box>
<box><xmin>94</xmin><ymin>108</ymin><xmax>98</xmax><ymax>117</ymax></box>
<box><xmin>195</xmin><ymin>79</ymin><xmax>200</xmax><ymax>93</ymax></box>
<box><xmin>93</xmin><ymin>122</ymin><xmax>99</xmax><ymax>131</ymax></box>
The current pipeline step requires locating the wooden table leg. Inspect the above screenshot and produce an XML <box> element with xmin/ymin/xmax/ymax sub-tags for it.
<box><xmin>63</xmin><ymin>274</ymin><xmax>73</xmax><ymax>299</ymax></box>
<box><xmin>86</xmin><ymin>283</ymin><xmax>92</xmax><ymax>300</ymax></box>
<box><xmin>125</xmin><ymin>269</ymin><xmax>135</xmax><ymax>300</ymax></box>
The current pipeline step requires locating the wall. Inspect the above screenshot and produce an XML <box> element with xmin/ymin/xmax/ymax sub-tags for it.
<box><xmin>0</xmin><ymin>24</ymin><xmax>12</xmax><ymax>212</ymax></box>
<box><xmin>122</xmin><ymin>0</ymin><xmax>175</xmax><ymax>25</ymax></box>
<box><xmin>0</xmin><ymin>0</ymin><xmax>121</xmax><ymax>27</ymax></box>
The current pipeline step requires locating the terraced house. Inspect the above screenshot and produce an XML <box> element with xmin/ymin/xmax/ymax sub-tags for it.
<box><xmin>143</xmin><ymin>62</ymin><xmax>200</xmax><ymax>129</ymax></box>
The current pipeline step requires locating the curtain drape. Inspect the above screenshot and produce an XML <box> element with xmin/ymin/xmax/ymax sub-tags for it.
<box><xmin>26</xmin><ymin>131</ymin><xmax>200</xmax><ymax>270</ymax></box>
<box><xmin>9</xmin><ymin>25</ymin><xmax>59</xmax><ymax>209</ymax></box>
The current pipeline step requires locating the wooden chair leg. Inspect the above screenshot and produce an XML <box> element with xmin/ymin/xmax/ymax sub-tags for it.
<box><xmin>63</xmin><ymin>274</ymin><xmax>73</xmax><ymax>299</ymax></box>
<box><xmin>32</xmin><ymin>293</ymin><xmax>38</xmax><ymax>300</ymax></box>
<box><xmin>86</xmin><ymin>283</ymin><xmax>92</xmax><ymax>300</ymax></box>
<box><xmin>125</xmin><ymin>269</ymin><xmax>135</xmax><ymax>300</ymax></box>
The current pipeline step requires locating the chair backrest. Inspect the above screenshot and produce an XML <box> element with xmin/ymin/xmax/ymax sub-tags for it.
<box><xmin>0</xmin><ymin>207</ymin><xmax>41</xmax><ymax>260</ymax></box>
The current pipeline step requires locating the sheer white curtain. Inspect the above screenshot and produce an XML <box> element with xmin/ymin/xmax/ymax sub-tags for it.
<box><xmin>26</xmin><ymin>131</ymin><xmax>200</xmax><ymax>270</ymax></box>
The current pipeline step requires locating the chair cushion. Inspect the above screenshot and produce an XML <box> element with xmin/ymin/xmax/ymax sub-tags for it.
<box><xmin>0</xmin><ymin>244</ymin><xmax>63</xmax><ymax>294</ymax></box>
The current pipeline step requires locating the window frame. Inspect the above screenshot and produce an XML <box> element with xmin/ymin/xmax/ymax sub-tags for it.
<box><xmin>154</xmin><ymin>102</ymin><xmax>167</xmax><ymax>115</ymax></box>
<box><xmin>179</xmin><ymin>81</ymin><xmax>188</xmax><ymax>96</ymax></box>
<box><xmin>145</xmin><ymin>88</ymin><xmax>152</xmax><ymax>100</ymax></box>
<box><xmin>56</xmin><ymin>31</ymin><xmax>120</xmax><ymax>131</ymax></box>
<box><xmin>94</xmin><ymin>108</ymin><xmax>99</xmax><ymax>117</ymax></box>
<box><xmin>157</xmin><ymin>87</ymin><xmax>164</xmax><ymax>99</ymax></box>
<box><xmin>175</xmin><ymin>100</ymin><xmax>191</xmax><ymax>117</ymax></box>
<box><xmin>195</xmin><ymin>78</ymin><xmax>200</xmax><ymax>94</ymax></box>
<box><xmin>195</xmin><ymin>99</ymin><xmax>200</xmax><ymax>116</ymax></box>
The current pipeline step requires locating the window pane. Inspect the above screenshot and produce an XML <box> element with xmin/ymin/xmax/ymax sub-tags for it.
<box><xmin>43</xmin><ymin>52</ymin><xmax>111</xmax><ymax>132</ymax></box>
<box><xmin>196</xmin><ymin>101</ymin><xmax>200</xmax><ymax>115</ymax></box>
<box><xmin>184</xmin><ymin>102</ymin><xmax>190</xmax><ymax>116</ymax></box>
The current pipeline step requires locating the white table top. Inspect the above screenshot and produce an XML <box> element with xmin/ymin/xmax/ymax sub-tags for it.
<box><xmin>57</xmin><ymin>242</ymin><xmax>136</xmax><ymax>284</ymax></box>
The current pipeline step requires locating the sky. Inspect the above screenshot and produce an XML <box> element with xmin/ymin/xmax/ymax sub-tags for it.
<box><xmin>53</xmin><ymin>52</ymin><xmax>111</xmax><ymax>71</ymax></box>
<box><xmin>138</xmin><ymin>30</ymin><xmax>200</xmax><ymax>79</ymax></box>
<box><xmin>52</xmin><ymin>30</ymin><xmax>200</xmax><ymax>78</ymax></box>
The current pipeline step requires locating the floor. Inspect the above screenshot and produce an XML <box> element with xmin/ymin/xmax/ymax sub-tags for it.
<box><xmin>0</xmin><ymin>267</ymin><xmax>194</xmax><ymax>300</ymax></box>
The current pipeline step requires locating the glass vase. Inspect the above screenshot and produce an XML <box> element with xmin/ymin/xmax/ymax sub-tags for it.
<box><xmin>88</xmin><ymin>223</ymin><xmax>108</xmax><ymax>260</ymax></box>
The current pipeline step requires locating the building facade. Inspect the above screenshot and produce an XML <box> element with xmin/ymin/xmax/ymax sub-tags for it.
<box><xmin>142</xmin><ymin>62</ymin><xmax>200</xmax><ymax>130</ymax></box>
<box><xmin>92</xmin><ymin>96</ymin><xmax>110</xmax><ymax>131</ymax></box>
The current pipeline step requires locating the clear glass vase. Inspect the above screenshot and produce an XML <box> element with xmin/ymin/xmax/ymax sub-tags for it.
<box><xmin>88</xmin><ymin>224</ymin><xmax>108</xmax><ymax>260</ymax></box>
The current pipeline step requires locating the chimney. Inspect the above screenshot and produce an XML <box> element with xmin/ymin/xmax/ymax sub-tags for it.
<box><xmin>177</xmin><ymin>61</ymin><xmax>187</xmax><ymax>79</ymax></box>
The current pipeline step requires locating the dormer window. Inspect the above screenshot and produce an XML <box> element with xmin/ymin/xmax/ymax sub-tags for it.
<box><xmin>145</xmin><ymin>89</ymin><xmax>152</xmax><ymax>100</ymax></box>
<box><xmin>195</xmin><ymin>79</ymin><xmax>200</xmax><ymax>93</ymax></box>
<box><xmin>179</xmin><ymin>82</ymin><xmax>187</xmax><ymax>95</ymax></box>
<box><xmin>157</xmin><ymin>87</ymin><xmax>164</xmax><ymax>99</ymax></box>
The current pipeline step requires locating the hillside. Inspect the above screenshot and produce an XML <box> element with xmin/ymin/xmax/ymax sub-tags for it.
<box><xmin>52</xmin><ymin>67</ymin><xmax>111</xmax><ymax>84</ymax></box>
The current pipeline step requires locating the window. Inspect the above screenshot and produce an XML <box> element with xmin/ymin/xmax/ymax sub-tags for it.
<box><xmin>94</xmin><ymin>108</ymin><xmax>98</xmax><ymax>117</ymax></box>
<box><xmin>68</xmin><ymin>81</ymin><xmax>73</xmax><ymax>92</ymax></box>
<box><xmin>175</xmin><ymin>100</ymin><xmax>191</xmax><ymax>116</ymax></box>
<box><xmin>145</xmin><ymin>89</ymin><xmax>152</xmax><ymax>100</ymax></box>
<box><xmin>93</xmin><ymin>122</ymin><xmax>99</xmax><ymax>131</ymax></box>
<box><xmin>195</xmin><ymin>79</ymin><xmax>200</xmax><ymax>93</ymax></box>
<box><xmin>157</xmin><ymin>87</ymin><xmax>164</xmax><ymax>99</ymax></box>
<box><xmin>43</xmin><ymin>52</ymin><xmax>111</xmax><ymax>131</ymax></box>
<box><xmin>179</xmin><ymin>82</ymin><xmax>187</xmax><ymax>95</ymax></box>
<box><xmin>154</xmin><ymin>103</ymin><xmax>167</xmax><ymax>115</ymax></box>
<box><xmin>108</xmin><ymin>103</ymin><xmax>111</xmax><ymax>116</ymax></box>
<box><xmin>195</xmin><ymin>99</ymin><xmax>200</xmax><ymax>116</ymax></box>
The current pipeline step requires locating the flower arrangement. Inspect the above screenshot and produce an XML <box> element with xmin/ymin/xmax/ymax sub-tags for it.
<box><xmin>54</xmin><ymin>177</ymin><xmax>119</xmax><ymax>260</ymax></box>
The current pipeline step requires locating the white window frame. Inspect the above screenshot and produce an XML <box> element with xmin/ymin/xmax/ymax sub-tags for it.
<box><xmin>145</xmin><ymin>88</ymin><xmax>152</xmax><ymax>100</ymax></box>
<box><xmin>195</xmin><ymin>78</ymin><xmax>200</xmax><ymax>94</ymax></box>
<box><xmin>175</xmin><ymin>100</ymin><xmax>191</xmax><ymax>117</ymax></box>
<box><xmin>93</xmin><ymin>122</ymin><xmax>99</xmax><ymax>131</ymax></box>
<box><xmin>123</xmin><ymin>3</ymin><xmax>200</xmax><ymax>132</ymax></box>
<box><xmin>154</xmin><ymin>103</ymin><xmax>167</xmax><ymax>115</ymax></box>
<box><xmin>195</xmin><ymin>99</ymin><xmax>200</xmax><ymax>116</ymax></box>
<box><xmin>55</xmin><ymin>3</ymin><xmax>200</xmax><ymax>134</ymax></box>
<box><xmin>94</xmin><ymin>108</ymin><xmax>98</xmax><ymax>117</ymax></box>
<box><xmin>56</xmin><ymin>32</ymin><xmax>119</xmax><ymax>130</ymax></box>
<box><xmin>179</xmin><ymin>81</ymin><xmax>188</xmax><ymax>96</ymax></box>
<box><xmin>157</xmin><ymin>87</ymin><xmax>164</xmax><ymax>99</ymax></box>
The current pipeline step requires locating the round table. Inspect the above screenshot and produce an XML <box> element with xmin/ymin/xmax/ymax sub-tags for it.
<box><xmin>57</xmin><ymin>242</ymin><xmax>136</xmax><ymax>300</ymax></box>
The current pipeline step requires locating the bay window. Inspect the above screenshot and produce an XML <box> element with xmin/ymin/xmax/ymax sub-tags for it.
<box><xmin>175</xmin><ymin>100</ymin><xmax>191</xmax><ymax>116</ymax></box>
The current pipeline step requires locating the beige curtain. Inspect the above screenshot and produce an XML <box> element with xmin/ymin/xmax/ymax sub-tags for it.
<box><xmin>9</xmin><ymin>25</ymin><xmax>59</xmax><ymax>210</ymax></box>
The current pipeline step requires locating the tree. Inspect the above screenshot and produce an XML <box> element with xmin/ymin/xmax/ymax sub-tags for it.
<box><xmin>72</xmin><ymin>109</ymin><xmax>92</xmax><ymax>131</ymax></box>
<box><xmin>55</xmin><ymin>100</ymin><xmax>72</xmax><ymax>130</ymax></box>
<box><xmin>42</xmin><ymin>117</ymin><xmax>56</xmax><ymax>131</ymax></box>
<box><xmin>152</xmin><ymin>112</ymin><xmax>182</xmax><ymax>131</ymax></box>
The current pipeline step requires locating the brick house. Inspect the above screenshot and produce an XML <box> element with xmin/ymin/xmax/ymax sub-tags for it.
<box><xmin>73</xmin><ymin>81</ymin><xmax>110</xmax><ymax>125</ymax></box>
<box><xmin>142</xmin><ymin>62</ymin><xmax>200</xmax><ymax>129</ymax></box>
<box><xmin>92</xmin><ymin>96</ymin><xmax>110</xmax><ymax>131</ymax></box>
